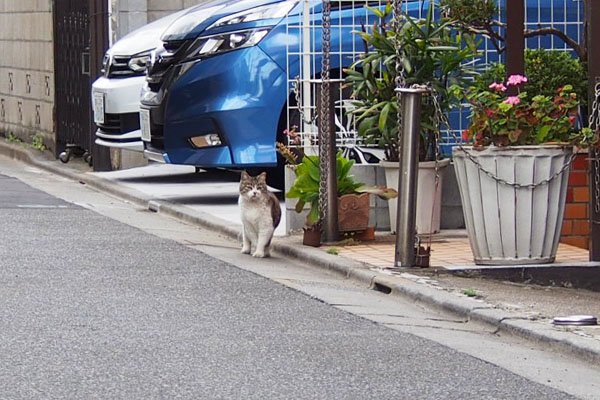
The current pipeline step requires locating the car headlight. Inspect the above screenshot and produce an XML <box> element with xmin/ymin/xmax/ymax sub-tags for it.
<box><xmin>101</xmin><ymin>54</ymin><xmax>110</xmax><ymax>74</ymax></box>
<box><xmin>207</xmin><ymin>0</ymin><xmax>298</xmax><ymax>30</ymax></box>
<box><xmin>128</xmin><ymin>52</ymin><xmax>151</xmax><ymax>73</ymax></box>
<box><xmin>199</xmin><ymin>29</ymin><xmax>269</xmax><ymax>56</ymax></box>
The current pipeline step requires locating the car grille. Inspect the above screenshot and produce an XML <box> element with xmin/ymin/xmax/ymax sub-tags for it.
<box><xmin>150</xmin><ymin>124</ymin><xmax>165</xmax><ymax>151</ymax></box>
<box><xmin>146</xmin><ymin>40</ymin><xmax>191</xmax><ymax>90</ymax></box>
<box><xmin>106</xmin><ymin>56</ymin><xmax>143</xmax><ymax>78</ymax></box>
<box><xmin>96</xmin><ymin>112</ymin><xmax>140</xmax><ymax>135</ymax></box>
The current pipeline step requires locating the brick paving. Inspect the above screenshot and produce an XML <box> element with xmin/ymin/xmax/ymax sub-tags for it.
<box><xmin>325</xmin><ymin>232</ymin><xmax>589</xmax><ymax>268</ymax></box>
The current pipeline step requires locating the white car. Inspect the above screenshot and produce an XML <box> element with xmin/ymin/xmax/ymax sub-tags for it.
<box><xmin>91</xmin><ymin>10</ymin><xmax>188</xmax><ymax>151</ymax></box>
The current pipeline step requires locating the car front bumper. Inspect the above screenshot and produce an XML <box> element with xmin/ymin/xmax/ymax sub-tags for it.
<box><xmin>92</xmin><ymin>75</ymin><xmax>146</xmax><ymax>151</ymax></box>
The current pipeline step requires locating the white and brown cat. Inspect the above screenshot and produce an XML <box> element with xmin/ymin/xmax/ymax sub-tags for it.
<box><xmin>238</xmin><ymin>171</ymin><xmax>281</xmax><ymax>258</ymax></box>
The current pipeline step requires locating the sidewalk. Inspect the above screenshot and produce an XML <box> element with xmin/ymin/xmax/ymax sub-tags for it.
<box><xmin>2</xmin><ymin>139</ymin><xmax>600</xmax><ymax>365</ymax></box>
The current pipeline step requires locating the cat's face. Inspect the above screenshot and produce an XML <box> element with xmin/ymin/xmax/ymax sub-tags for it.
<box><xmin>240</xmin><ymin>171</ymin><xmax>268</xmax><ymax>200</ymax></box>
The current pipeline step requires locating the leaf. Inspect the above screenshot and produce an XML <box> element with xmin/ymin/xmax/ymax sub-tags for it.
<box><xmin>307</xmin><ymin>202</ymin><xmax>320</xmax><ymax>225</ymax></box>
<box><xmin>356</xmin><ymin>186</ymin><xmax>398</xmax><ymax>200</ymax></box>
<box><xmin>379</xmin><ymin>102</ymin><xmax>392</xmax><ymax>133</ymax></box>
<box><xmin>295</xmin><ymin>199</ymin><xmax>306</xmax><ymax>213</ymax></box>
<box><xmin>537</xmin><ymin>125</ymin><xmax>552</xmax><ymax>142</ymax></box>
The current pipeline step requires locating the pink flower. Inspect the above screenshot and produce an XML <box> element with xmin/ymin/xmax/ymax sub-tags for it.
<box><xmin>504</xmin><ymin>96</ymin><xmax>521</xmax><ymax>105</ymax></box>
<box><xmin>488</xmin><ymin>82</ymin><xmax>507</xmax><ymax>92</ymax></box>
<box><xmin>507</xmin><ymin>74</ymin><xmax>528</xmax><ymax>86</ymax></box>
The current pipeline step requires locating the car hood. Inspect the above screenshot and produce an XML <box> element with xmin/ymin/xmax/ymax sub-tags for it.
<box><xmin>108</xmin><ymin>8</ymin><xmax>192</xmax><ymax>56</ymax></box>
<box><xmin>161</xmin><ymin>0</ymin><xmax>288</xmax><ymax>41</ymax></box>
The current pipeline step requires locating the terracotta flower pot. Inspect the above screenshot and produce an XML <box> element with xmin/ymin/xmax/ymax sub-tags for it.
<box><xmin>337</xmin><ymin>193</ymin><xmax>370</xmax><ymax>232</ymax></box>
<box><xmin>303</xmin><ymin>227</ymin><xmax>322</xmax><ymax>247</ymax></box>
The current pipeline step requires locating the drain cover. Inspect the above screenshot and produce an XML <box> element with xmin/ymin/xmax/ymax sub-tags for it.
<box><xmin>552</xmin><ymin>315</ymin><xmax>598</xmax><ymax>326</ymax></box>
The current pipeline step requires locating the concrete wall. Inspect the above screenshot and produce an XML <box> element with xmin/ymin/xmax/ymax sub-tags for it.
<box><xmin>111</xmin><ymin>0</ymin><xmax>213</xmax><ymax>41</ymax></box>
<box><xmin>0</xmin><ymin>1</ymin><xmax>55</xmax><ymax>151</ymax></box>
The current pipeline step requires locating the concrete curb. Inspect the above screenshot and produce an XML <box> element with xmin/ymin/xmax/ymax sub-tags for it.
<box><xmin>2</xmin><ymin>139</ymin><xmax>600</xmax><ymax>365</ymax></box>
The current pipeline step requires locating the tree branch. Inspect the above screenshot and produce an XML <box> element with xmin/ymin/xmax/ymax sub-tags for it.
<box><xmin>524</xmin><ymin>27</ymin><xmax>586</xmax><ymax>60</ymax></box>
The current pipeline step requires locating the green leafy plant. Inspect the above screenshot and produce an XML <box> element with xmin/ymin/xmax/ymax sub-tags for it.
<box><xmin>345</xmin><ymin>2</ymin><xmax>479</xmax><ymax>161</ymax></box>
<box><xmin>326</xmin><ymin>248</ymin><xmax>340</xmax><ymax>255</ymax></box>
<box><xmin>31</xmin><ymin>134</ymin><xmax>47</xmax><ymax>151</ymax></box>
<box><xmin>450</xmin><ymin>74</ymin><xmax>597</xmax><ymax>147</ymax></box>
<box><xmin>6</xmin><ymin>132</ymin><xmax>23</xmax><ymax>143</ymax></box>
<box><xmin>280</xmin><ymin>127</ymin><xmax>397</xmax><ymax>226</ymax></box>
<box><xmin>472</xmin><ymin>48</ymin><xmax>588</xmax><ymax>111</ymax></box>
<box><xmin>463</xmin><ymin>288</ymin><xmax>477</xmax><ymax>297</ymax></box>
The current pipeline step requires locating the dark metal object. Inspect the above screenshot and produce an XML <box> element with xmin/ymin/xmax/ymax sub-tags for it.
<box><xmin>53</xmin><ymin>0</ymin><xmax>111</xmax><ymax>171</ymax></box>
<box><xmin>505</xmin><ymin>0</ymin><xmax>525</xmax><ymax>94</ymax></box>
<box><xmin>319</xmin><ymin>0</ymin><xmax>339</xmax><ymax>243</ymax></box>
<box><xmin>89</xmin><ymin>0</ymin><xmax>112</xmax><ymax>171</ymax></box>
<box><xmin>394</xmin><ymin>86</ymin><xmax>429</xmax><ymax>268</ymax></box>
<box><xmin>587</xmin><ymin>0</ymin><xmax>600</xmax><ymax>260</ymax></box>
<box><xmin>552</xmin><ymin>315</ymin><xmax>597</xmax><ymax>326</ymax></box>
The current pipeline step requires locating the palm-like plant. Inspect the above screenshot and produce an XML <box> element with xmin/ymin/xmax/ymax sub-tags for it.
<box><xmin>345</xmin><ymin>2</ymin><xmax>479</xmax><ymax>161</ymax></box>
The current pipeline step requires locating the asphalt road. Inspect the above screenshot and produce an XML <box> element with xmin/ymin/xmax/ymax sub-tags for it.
<box><xmin>0</xmin><ymin>173</ymin><xmax>578</xmax><ymax>399</ymax></box>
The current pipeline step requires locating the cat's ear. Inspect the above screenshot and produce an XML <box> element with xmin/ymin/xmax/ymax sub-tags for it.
<box><xmin>241</xmin><ymin>170</ymin><xmax>250</xmax><ymax>180</ymax></box>
<box><xmin>258</xmin><ymin>172</ymin><xmax>267</xmax><ymax>183</ymax></box>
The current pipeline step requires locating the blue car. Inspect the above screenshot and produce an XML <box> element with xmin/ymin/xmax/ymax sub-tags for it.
<box><xmin>140</xmin><ymin>0</ymin><xmax>429</xmax><ymax>188</ymax></box>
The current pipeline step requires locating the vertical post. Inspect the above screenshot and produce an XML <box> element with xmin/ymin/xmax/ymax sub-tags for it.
<box><xmin>319</xmin><ymin>0</ymin><xmax>339</xmax><ymax>243</ymax></box>
<box><xmin>586</xmin><ymin>0</ymin><xmax>600</xmax><ymax>260</ymax></box>
<box><xmin>89</xmin><ymin>0</ymin><xmax>112</xmax><ymax>171</ymax></box>
<box><xmin>302</xmin><ymin>0</ymin><xmax>313</xmax><ymax>153</ymax></box>
<box><xmin>506</xmin><ymin>0</ymin><xmax>525</xmax><ymax>94</ymax></box>
<box><xmin>394</xmin><ymin>87</ymin><xmax>428</xmax><ymax>268</ymax></box>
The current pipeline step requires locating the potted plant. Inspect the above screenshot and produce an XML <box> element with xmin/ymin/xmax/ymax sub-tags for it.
<box><xmin>278</xmin><ymin>129</ymin><xmax>397</xmax><ymax>246</ymax></box>
<box><xmin>345</xmin><ymin>2</ymin><xmax>479</xmax><ymax>234</ymax></box>
<box><xmin>450</xmin><ymin>75</ymin><xmax>598</xmax><ymax>265</ymax></box>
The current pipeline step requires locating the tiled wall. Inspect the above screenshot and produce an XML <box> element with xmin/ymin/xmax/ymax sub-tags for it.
<box><xmin>561</xmin><ymin>153</ymin><xmax>590</xmax><ymax>249</ymax></box>
<box><xmin>0</xmin><ymin>1</ymin><xmax>55</xmax><ymax>151</ymax></box>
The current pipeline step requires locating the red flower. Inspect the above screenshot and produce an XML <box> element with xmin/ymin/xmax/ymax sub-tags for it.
<box><xmin>485</xmin><ymin>108</ymin><xmax>495</xmax><ymax>117</ymax></box>
<box><xmin>569</xmin><ymin>116</ymin><xmax>577</xmax><ymax>126</ymax></box>
<box><xmin>462</xmin><ymin>129</ymin><xmax>470</xmax><ymax>141</ymax></box>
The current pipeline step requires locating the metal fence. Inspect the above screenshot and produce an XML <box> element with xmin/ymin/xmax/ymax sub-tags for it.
<box><xmin>285</xmin><ymin>0</ymin><xmax>586</xmax><ymax>158</ymax></box>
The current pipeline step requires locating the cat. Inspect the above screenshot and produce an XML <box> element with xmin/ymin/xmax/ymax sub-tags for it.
<box><xmin>238</xmin><ymin>171</ymin><xmax>281</xmax><ymax>258</ymax></box>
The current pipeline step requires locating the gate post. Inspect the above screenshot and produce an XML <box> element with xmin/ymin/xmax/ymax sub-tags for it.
<box><xmin>319</xmin><ymin>0</ymin><xmax>339</xmax><ymax>243</ymax></box>
<box><xmin>394</xmin><ymin>87</ymin><xmax>428</xmax><ymax>268</ymax></box>
<box><xmin>89</xmin><ymin>0</ymin><xmax>112</xmax><ymax>171</ymax></box>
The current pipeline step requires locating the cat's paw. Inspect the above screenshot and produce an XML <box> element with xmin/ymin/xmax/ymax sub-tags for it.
<box><xmin>241</xmin><ymin>246</ymin><xmax>251</xmax><ymax>254</ymax></box>
<box><xmin>252</xmin><ymin>251</ymin><xmax>268</xmax><ymax>258</ymax></box>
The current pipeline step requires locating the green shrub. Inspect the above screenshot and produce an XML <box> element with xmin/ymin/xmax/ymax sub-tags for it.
<box><xmin>474</xmin><ymin>49</ymin><xmax>587</xmax><ymax>109</ymax></box>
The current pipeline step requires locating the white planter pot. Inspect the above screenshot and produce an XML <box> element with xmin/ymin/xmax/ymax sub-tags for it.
<box><xmin>452</xmin><ymin>145</ymin><xmax>572</xmax><ymax>265</ymax></box>
<box><xmin>381</xmin><ymin>159</ymin><xmax>450</xmax><ymax>235</ymax></box>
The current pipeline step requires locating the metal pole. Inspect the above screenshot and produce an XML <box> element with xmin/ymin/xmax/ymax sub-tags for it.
<box><xmin>394</xmin><ymin>87</ymin><xmax>428</xmax><ymax>267</ymax></box>
<box><xmin>319</xmin><ymin>0</ymin><xmax>338</xmax><ymax>243</ymax></box>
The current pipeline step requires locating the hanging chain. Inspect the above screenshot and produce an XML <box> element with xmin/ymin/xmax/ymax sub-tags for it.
<box><xmin>588</xmin><ymin>81</ymin><xmax>600</xmax><ymax>213</ymax></box>
<box><xmin>393</xmin><ymin>0</ymin><xmax>407</xmax><ymax>161</ymax></box>
<box><xmin>292</xmin><ymin>76</ymin><xmax>318</xmax><ymax>125</ymax></box>
<box><xmin>318</xmin><ymin>0</ymin><xmax>332</xmax><ymax>228</ymax></box>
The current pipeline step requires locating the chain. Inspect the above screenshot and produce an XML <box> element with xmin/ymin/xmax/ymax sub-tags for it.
<box><xmin>292</xmin><ymin>76</ymin><xmax>318</xmax><ymax>125</ymax></box>
<box><xmin>588</xmin><ymin>81</ymin><xmax>600</xmax><ymax>213</ymax></box>
<box><xmin>439</xmin><ymin>97</ymin><xmax>577</xmax><ymax>190</ymax></box>
<box><xmin>393</xmin><ymin>0</ymin><xmax>407</xmax><ymax>162</ymax></box>
<box><xmin>318</xmin><ymin>0</ymin><xmax>332</xmax><ymax>228</ymax></box>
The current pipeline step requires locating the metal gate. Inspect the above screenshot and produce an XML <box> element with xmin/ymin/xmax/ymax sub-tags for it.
<box><xmin>53</xmin><ymin>0</ymin><xmax>111</xmax><ymax>170</ymax></box>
